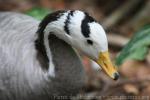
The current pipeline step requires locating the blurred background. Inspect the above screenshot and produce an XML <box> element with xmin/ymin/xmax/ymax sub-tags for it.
<box><xmin>0</xmin><ymin>0</ymin><xmax>150</xmax><ymax>99</ymax></box>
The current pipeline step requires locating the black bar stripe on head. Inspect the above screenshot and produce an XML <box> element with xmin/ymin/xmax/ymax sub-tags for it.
<box><xmin>35</xmin><ymin>10</ymin><xmax>66</xmax><ymax>70</ymax></box>
<box><xmin>64</xmin><ymin>10</ymin><xmax>74</xmax><ymax>35</ymax></box>
<box><xmin>81</xmin><ymin>12</ymin><xmax>95</xmax><ymax>38</ymax></box>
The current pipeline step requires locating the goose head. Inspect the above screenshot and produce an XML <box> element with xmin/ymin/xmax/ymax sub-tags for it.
<box><xmin>38</xmin><ymin>10</ymin><xmax>119</xmax><ymax>80</ymax></box>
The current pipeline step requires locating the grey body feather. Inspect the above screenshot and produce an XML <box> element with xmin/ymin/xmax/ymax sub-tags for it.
<box><xmin>0</xmin><ymin>12</ymin><xmax>86</xmax><ymax>100</ymax></box>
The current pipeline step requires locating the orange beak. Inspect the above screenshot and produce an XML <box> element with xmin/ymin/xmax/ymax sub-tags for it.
<box><xmin>96</xmin><ymin>51</ymin><xmax>119</xmax><ymax>80</ymax></box>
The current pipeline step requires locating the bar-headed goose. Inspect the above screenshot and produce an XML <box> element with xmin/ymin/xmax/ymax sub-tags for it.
<box><xmin>0</xmin><ymin>10</ymin><xmax>119</xmax><ymax>100</ymax></box>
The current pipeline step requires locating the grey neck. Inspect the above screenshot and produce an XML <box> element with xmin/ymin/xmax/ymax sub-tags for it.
<box><xmin>36</xmin><ymin>33</ymin><xmax>85</xmax><ymax>79</ymax></box>
<box><xmin>48</xmin><ymin>34</ymin><xmax>83</xmax><ymax>77</ymax></box>
<box><xmin>34</xmin><ymin>34</ymin><xmax>86</xmax><ymax>96</ymax></box>
<box><xmin>47</xmin><ymin>34</ymin><xmax>86</xmax><ymax>96</ymax></box>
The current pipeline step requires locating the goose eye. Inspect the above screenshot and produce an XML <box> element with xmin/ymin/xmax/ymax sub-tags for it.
<box><xmin>87</xmin><ymin>39</ymin><xmax>93</xmax><ymax>45</ymax></box>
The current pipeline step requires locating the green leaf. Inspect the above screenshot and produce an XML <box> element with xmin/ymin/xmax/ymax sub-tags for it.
<box><xmin>25</xmin><ymin>7</ymin><xmax>52</xmax><ymax>20</ymax></box>
<box><xmin>116</xmin><ymin>24</ymin><xmax>150</xmax><ymax>66</ymax></box>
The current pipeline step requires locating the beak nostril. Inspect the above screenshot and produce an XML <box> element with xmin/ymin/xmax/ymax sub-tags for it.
<box><xmin>104</xmin><ymin>63</ymin><xmax>108</xmax><ymax>69</ymax></box>
<box><xmin>113</xmin><ymin>72</ymin><xmax>119</xmax><ymax>80</ymax></box>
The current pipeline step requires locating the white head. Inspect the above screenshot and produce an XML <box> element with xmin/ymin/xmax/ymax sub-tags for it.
<box><xmin>39</xmin><ymin>10</ymin><xmax>119</xmax><ymax>80</ymax></box>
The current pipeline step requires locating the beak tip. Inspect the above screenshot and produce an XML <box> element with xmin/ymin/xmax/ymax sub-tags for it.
<box><xmin>113</xmin><ymin>72</ymin><xmax>119</xmax><ymax>80</ymax></box>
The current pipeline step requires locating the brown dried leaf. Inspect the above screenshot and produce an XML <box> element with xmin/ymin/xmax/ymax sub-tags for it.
<box><xmin>123</xmin><ymin>84</ymin><xmax>139</xmax><ymax>95</ymax></box>
<box><xmin>120</xmin><ymin>60</ymin><xmax>141</xmax><ymax>78</ymax></box>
